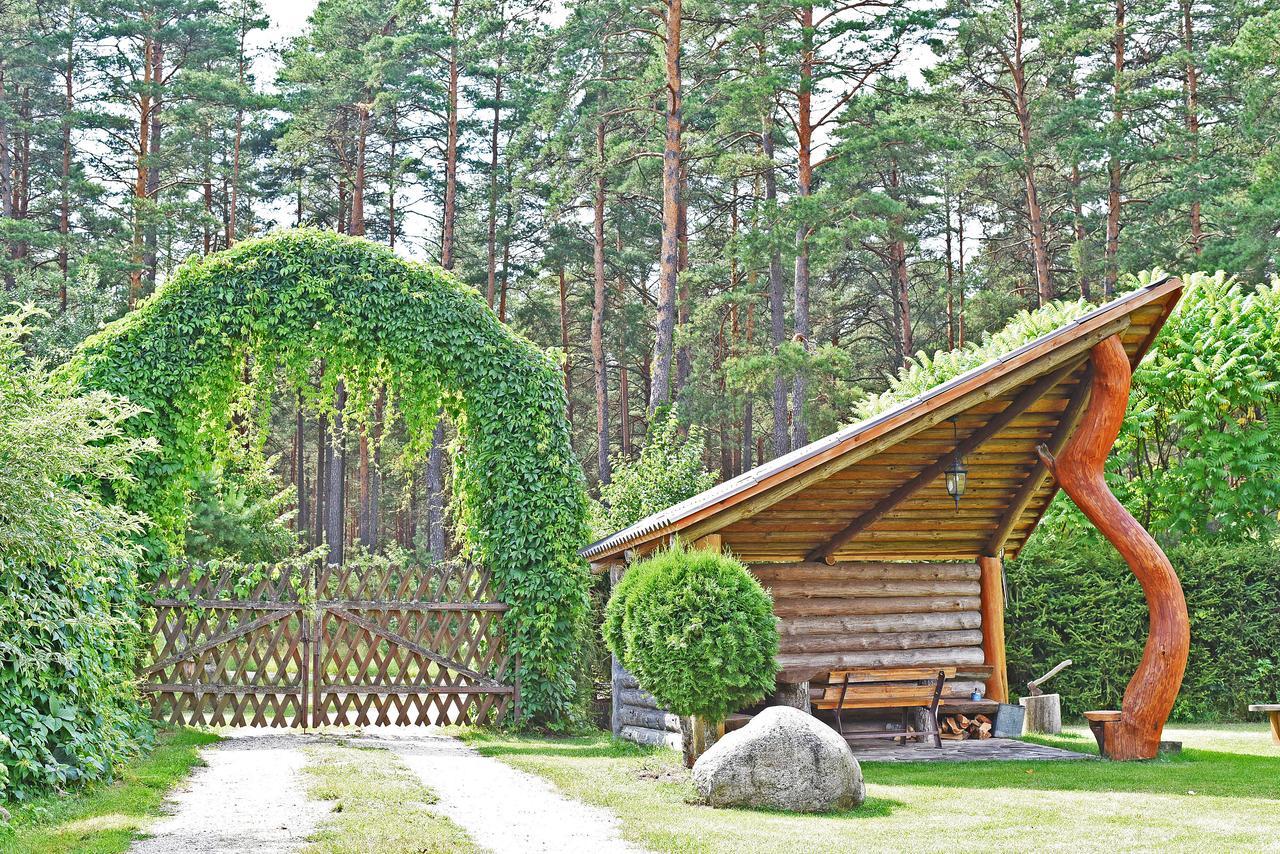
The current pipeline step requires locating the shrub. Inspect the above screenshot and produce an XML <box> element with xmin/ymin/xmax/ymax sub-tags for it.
<box><xmin>1006</xmin><ymin>522</ymin><xmax>1280</xmax><ymax>721</ymax></box>
<box><xmin>596</xmin><ymin>410</ymin><xmax>716</xmax><ymax>535</ymax></box>
<box><xmin>0</xmin><ymin>305</ymin><xmax>153</xmax><ymax>801</ymax></box>
<box><xmin>604</xmin><ymin>544</ymin><xmax>778</xmax><ymax>723</ymax></box>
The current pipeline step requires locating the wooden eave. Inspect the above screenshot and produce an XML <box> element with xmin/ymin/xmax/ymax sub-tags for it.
<box><xmin>583</xmin><ymin>277</ymin><xmax>1183</xmax><ymax>566</ymax></box>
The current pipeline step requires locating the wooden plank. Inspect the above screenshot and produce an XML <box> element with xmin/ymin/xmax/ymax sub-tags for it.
<box><xmin>984</xmin><ymin>366</ymin><xmax>1094</xmax><ymax>555</ymax></box>
<box><xmin>771</xmin><ymin>595</ymin><xmax>981</xmax><ymax>618</ymax></box>
<box><xmin>143</xmin><ymin>609</ymin><xmax>295</xmax><ymax>677</ymax></box>
<box><xmin>778</xmin><ymin>647</ymin><xmax>985</xmax><ymax>681</ymax></box>
<box><xmin>317</xmin><ymin>600</ymin><xmax>509</xmax><ymax>612</ymax></box>
<box><xmin>807</xmin><ymin>358</ymin><xmax>1085</xmax><ymax>563</ymax></box>
<box><xmin>778</xmin><ymin>629</ymin><xmax>984</xmax><ymax>654</ymax></box>
<box><xmin>324</xmin><ymin>607</ymin><xmax>505</xmax><ymax>689</ymax></box>
<box><xmin>751</xmin><ymin>562</ymin><xmax>979</xmax><ymax>582</ymax></box>
<box><xmin>766</xmin><ymin>579</ymin><xmax>978</xmax><ymax>598</ymax></box>
<box><xmin>827</xmin><ymin>666</ymin><xmax>956</xmax><ymax>681</ymax></box>
<box><xmin>777</xmin><ymin>611</ymin><xmax>982</xmax><ymax>636</ymax></box>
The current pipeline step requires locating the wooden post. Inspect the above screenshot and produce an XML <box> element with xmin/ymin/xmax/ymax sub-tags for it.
<box><xmin>1039</xmin><ymin>335</ymin><xmax>1190</xmax><ymax>760</ymax></box>
<box><xmin>609</xmin><ymin>562</ymin><xmax>625</xmax><ymax>737</ymax></box>
<box><xmin>977</xmin><ymin>554</ymin><xmax>1009</xmax><ymax>703</ymax></box>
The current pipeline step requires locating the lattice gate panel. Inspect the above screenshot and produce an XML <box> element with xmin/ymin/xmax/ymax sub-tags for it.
<box><xmin>142</xmin><ymin>564</ymin><xmax>307</xmax><ymax>727</ymax></box>
<box><xmin>312</xmin><ymin>561</ymin><xmax>516</xmax><ymax>726</ymax></box>
<box><xmin>142</xmin><ymin>560</ymin><xmax>515</xmax><ymax>728</ymax></box>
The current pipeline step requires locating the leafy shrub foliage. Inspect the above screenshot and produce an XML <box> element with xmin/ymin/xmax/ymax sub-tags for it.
<box><xmin>1116</xmin><ymin>272</ymin><xmax>1280</xmax><ymax>538</ymax></box>
<box><xmin>604</xmin><ymin>544</ymin><xmax>778</xmax><ymax>722</ymax></box>
<box><xmin>184</xmin><ymin>451</ymin><xmax>299</xmax><ymax>564</ymax></box>
<box><xmin>596</xmin><ymin>409</ymin><xmax>716</xmax><ymax>535</ymax></box>
<box><xmin>1007</xmin><ymin>527</ymin><xmax>1280</xmax><ymax>721</ymax></box>
<box><xmin>0</xmin><ymin>306</ymin><xmax>152</xmax><ymax>801</ymax></box>
<box><xmin>61</xmin><ymin>230</ymin><xmax>590</xmax><ymax>725</ymax></box>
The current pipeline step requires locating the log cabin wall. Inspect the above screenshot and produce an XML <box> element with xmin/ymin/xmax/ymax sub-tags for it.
<box><xmin>751</xmin><ymin>561</ymin><xmax>990</xmax><ymax>701</ymax></box>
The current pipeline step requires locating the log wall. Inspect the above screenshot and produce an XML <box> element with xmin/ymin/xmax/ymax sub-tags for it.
<box><xmin>752</xmin><ymin>561</ymin><xmax>988</xmax><ymax>693</ymax></box>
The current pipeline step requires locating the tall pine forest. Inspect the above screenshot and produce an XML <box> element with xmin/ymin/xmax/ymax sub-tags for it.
<box><xmin>3</xmin><ymin>0</ymin><xmax>1280</xmax><ymax>557</ymax></box>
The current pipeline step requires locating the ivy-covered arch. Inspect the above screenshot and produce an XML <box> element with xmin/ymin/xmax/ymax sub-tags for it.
<box><xmin>63</xmin><ymin>229</ymin><xmax>590</xmax><ymax>724</ymax></box>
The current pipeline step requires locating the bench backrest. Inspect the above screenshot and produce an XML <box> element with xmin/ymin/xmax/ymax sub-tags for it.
<box><xmin>813</xmin><ymin>667</ymin><xmax>953</xmax><ymax>711</ymax></box>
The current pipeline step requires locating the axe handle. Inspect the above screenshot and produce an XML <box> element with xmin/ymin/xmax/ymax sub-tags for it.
<box><xmin>1029</xmin><ymin>659</ymin><xmax>1073</xmax><ymax>692</ymax></box>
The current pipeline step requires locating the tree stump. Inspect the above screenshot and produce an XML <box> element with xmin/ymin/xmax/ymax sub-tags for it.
<box><xmin>1020</xmin><ymin>693</ymin><xmax>1062</xmax><ymax>734</ymax></box>
<box><xmin>772</xmin><ymin>681</ymin><xmax>811</xmax><ymax>714</ymax></box>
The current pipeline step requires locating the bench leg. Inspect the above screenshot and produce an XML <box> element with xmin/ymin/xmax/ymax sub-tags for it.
<box><xmin>1270</xmin><ymin>712</ymin><xmax>1280</xmax><ymax>745</ymax></box>
<box><xmin>928</xmin><ymin>707</ymin><xmax>942</xmax><ymax>748</ymax></box>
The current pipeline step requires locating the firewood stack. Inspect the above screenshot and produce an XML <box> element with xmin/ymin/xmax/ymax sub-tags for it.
<box><xmin>940</xmin><ymin>713</ymin><xmax>993</xmax><ymax>740</ymax></box>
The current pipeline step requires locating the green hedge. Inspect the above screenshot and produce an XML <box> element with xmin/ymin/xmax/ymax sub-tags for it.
<box><xmin>1006</xmin><ymin>534</ymin><xmax>1280</xmax><ymax>721</ymax></box>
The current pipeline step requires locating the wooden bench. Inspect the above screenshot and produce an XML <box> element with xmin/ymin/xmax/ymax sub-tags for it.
<box><xmin>1249</xmin><ymin>704</ymin><xmax>1280</xmax><ymax>744</ymax></box>
<box><xmin>813</xmin><ymin>667</ymin><xmax>955</xmax><ymax>748</ymax></box>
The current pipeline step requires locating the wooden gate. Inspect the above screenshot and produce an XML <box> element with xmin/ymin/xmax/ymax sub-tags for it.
<box><xmin>142</xmin><ymin>560</ymin><xmax>517</xmax><ymax>727</ymax></box>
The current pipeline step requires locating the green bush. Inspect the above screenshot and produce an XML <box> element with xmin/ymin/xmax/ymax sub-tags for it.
<box><xmin>604</xmin><ymin>544</ymin><xmax>778</xmax><ymax>722</ymax></box>
<box><xmin>596</xmin><ymin>409</ymin><xmax>716</xmax><ymax>536</ymax></box>
<box><xmin>0</xmin><ymin>305</ymin><xmax>152</xmax><ymax>801</ymax></box>
<box><xmin>1006</xmin><ymin>524</ymin><xmax>1280</xmax><ymax>721</ymax></box>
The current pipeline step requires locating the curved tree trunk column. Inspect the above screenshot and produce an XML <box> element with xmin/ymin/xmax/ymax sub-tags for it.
<box><xmin>1037</xmin><ymin>335</ymin><xmax>1190</xmax><ymax>760</ymax></box>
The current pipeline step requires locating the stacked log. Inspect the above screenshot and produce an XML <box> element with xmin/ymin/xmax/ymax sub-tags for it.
<box><xmin>751</xmin><ymin>562</ymin><xmax>987</xmax><ymax>681</ymax></box>
<box><xmin>940</xmin><ymin>713</ymin><xmax>994</xmax><ymax>740</ymax></box>
<box><xmin>614</xmin><ymin>669</ymin><xmax>681</xmax><ymax>749</ymax></box>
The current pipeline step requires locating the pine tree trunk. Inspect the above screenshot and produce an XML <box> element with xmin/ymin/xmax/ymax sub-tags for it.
<box><xmin>296</xmin><ymin>395</ymin><xmax>308</xmax><ymax>544</ymax></box>
<box><xmin>649</xmin><ymin>0</ymin><xmax>682</xmax><ymax>413</ymax></box>
<box><xmin>351</xmin><ymin>101</ymin><xmax>368</xmax><ymax>236</ymax></box>
<box><xmin>1105</xmin><ymin>0</ymin><xmax>1125</xmax><ymax>297</ymax></box>
<box><xmin>675</xmin><ymin>164</ymin><xmax>691</xmax><ymax>398</ymax></box>
<box><xmin>326</xmin><ymin>383</ymin><xmax>347</xmax><ymax>565</ymax></box>
<box><xmin>59</xmin><ymin>37</ymin><xmax>73</xmax><ymax>310</ymax></box>
<box><xmin>593</xmin><ymin>124</ymin><xmax>611</xmax><ymax>484</ymax></box>
<box><xmin>486</xmin><ymin>29</ymin><xmax>504</xmax><ymax>308</ymax></box>
<box><xmin>128</xmin><ymin>36</ymin><xmax>152</xmax><ymax>307</ymax></box>
<box><xmin>426</xmin><ymin>420</ymin><xmax>447</xmax><ymax>560</ymax></box>
<box><xmin>1182</xmin><ymin>0</ymin><xmax>1201</xmax><ymax>255</ymax></box>
<box><xmin>762</xmin><ymin>118</ymin><xmax>788</xmax><ymax>459</ymax></box>
<box><xmin>442</xmin><ymin>0</ymin><xmax>460</xmax><ymax>269</ymax></box>
<box><xmin>559</xmin><ymin>267</ymin><xmax>572</xmax><ymax>424</ymax></box>
<box><xmin>144</xmin><ymin>41</ymin><xmax>162</xmax><ymax>292</ymax></box>
<box><xmin>791</xmin><ymin>4</ymin><xmax>814</xmax><ymax>450</ymax></box>
<box><xmin>1011</xmin><ymin>0</ymin><xmax>1053</xmax><ymax>305</ymax></box>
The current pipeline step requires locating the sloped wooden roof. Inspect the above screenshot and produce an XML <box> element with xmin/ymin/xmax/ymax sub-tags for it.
<box><xmin>584</xmin><ymin>277</ymin><xmax>1183</xmax><ymax>565</ymax></box>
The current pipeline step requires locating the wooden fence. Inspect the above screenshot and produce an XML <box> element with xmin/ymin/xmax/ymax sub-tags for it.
<box><xmin>141</xmin><ymin>559</ymin><xmax>517</xmax><ymax>728</ymax></box>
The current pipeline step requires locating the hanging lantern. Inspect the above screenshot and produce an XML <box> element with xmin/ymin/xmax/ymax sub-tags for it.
<box><xmin>944</xmin><ymin>417</ymin><xmax>968</xmax><ymax>507</ymax></box>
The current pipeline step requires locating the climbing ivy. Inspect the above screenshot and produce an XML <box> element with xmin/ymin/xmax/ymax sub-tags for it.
<box><xmin>61</xmin><ymin>229</ymin><xmax>591</xmax><ymax>725</ymax></box>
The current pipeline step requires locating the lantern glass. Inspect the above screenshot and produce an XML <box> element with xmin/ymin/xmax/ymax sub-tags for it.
<box><xmin>945</xmin><ymin>461</ymin><xmax>967</xmax><ymax>502</ymax></box>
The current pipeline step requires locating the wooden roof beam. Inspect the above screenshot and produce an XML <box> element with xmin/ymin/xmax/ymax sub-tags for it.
<box><xmin>805</xmin><ymin>357</ymin><xmax>1087</xmax><ymax>565</ymax></box>
<box><xmin>982</xmin><ymin>364</ymin><xmax>1094</xmax><ymax>557</ymax></box>
<box><xmin>677</xmin><ymin>316</ymin><xmax>1131</xmax><ymax>548</ymax></box>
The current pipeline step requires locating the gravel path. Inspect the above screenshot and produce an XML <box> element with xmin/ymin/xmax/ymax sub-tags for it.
<box><xmin>359</xmin><ymin>729</ymin><xmax>646</xmax><ymax>854</ymax></box>
<box><xmin>131</xmin><ymin>731</ymin><xmax>332</xmax><ymax>854</ymax></box>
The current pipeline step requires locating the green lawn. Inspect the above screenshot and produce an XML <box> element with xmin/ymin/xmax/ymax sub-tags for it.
<box><xmin>301</xmin><ymin>739</ymin><xmax>477</xmax><ymax>853</ymax></box>
<box><xmin>460</xmin><ymin>723</ymin><xmax>1280</xmax><ymax>853</ymax></box>
<box><xmin>0</xmin><ymin>727</ymin><xmax>220</xmax><ymax>854</ymax></box>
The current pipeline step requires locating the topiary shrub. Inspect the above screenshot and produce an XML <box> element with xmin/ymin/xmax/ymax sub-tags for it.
<box><xmin>604</xmin><ymin>543</ymin><xmax>779</xmax><ymax>726</ymax></box>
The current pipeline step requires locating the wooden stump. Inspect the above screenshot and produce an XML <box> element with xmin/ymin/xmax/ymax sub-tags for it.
<box><xmin>681</xmin><ymin>715</ymin><xmax>720</xmax><ymax>768</ymax></box>
<box><xmin>1020</xmin><ymin>693</ymin><xmax>1062</xmax><ymax>735</ymax></box>
<box><xmin>772</xmin><ymin>681</ymin><xmax>811</xmax><ymax>714</ymax></box>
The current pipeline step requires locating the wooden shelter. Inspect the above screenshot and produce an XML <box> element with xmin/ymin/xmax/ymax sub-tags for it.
<box><xmin>586</xmin><ymin>277</ymin><xmax>1190</xmax><ymax>760</ymax></box>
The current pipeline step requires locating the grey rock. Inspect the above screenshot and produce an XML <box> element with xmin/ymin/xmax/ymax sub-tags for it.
<box><xmin>692</xmin><ymin>706</ymin><xmax>865</xmax><ymax>812</ymax></box>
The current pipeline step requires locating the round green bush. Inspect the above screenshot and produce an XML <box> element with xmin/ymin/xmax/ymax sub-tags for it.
<box><xmin>604</xmin><ymin>544</ymin><xmax>779</xmax><ymax>722</ymax></box>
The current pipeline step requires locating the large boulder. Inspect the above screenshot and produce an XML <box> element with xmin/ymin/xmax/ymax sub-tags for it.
<box><xmin>691</xmin><ymin>706</ymin><xmax>865</xmax><ymax>812</ymax></box>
